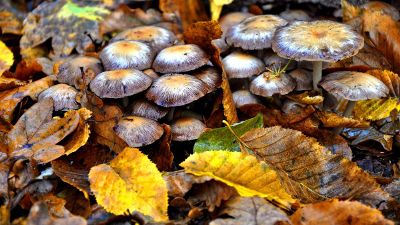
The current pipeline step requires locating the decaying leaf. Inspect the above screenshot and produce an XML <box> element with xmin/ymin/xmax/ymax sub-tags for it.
<box><xmin>0</xmin><ymin>40</ymin><xmax>14</xmax><ymax>75</ymax></box>
<box><xmin>210</xmin><ymin>197</ymin><xmax>291</xmax><ymax>225</ymax></box>
<box><xmin>194</xmin><ymin>114</ymin><xmax>263</xmax><ymax>153</ymax></box>
<box><xmin>163</xmin><ymin>170</ymin><xmax>212</xmax><ymax>197</ymax></box>
<box><xmin>367</xmin><ymin>69</ymin><xmax>400</xmax><ymax>97</ymax></box>
<box><xmin>242</xmin><ymin>126</ymin><xmax>388</xmax><ymax>205</ymax></box>
<box><xmin>354</xmin><ymin>98</ymin><xmax>400</xmax><ymax>121</ymax></box>
<box><xmin>344</xmin><ymin>127</ymin><xmax>393</xmax><ymax>152</ymax></box>
<box><xmin>0</xmin><ymin>76</ymin><xmax>26</xmax><ymax>91</ymax></box>
<box><xmin>286</xmin><ymin>92</ymin><xmax>324</xmax><ymax>105</ymax></box>
<box><xmin>315</xmin><ymin>111</ymin><xmax>370</xmax><ymax>128</ymax></box>
<box><xmin>0</xmin><ymin>9</ymin><xmax>23</xmax><ymax>35</ymax></box>
<box><xmin>290</xmin><ymin>199</ymin><xmax>394</xmax><ymax>225</ymax></box>
<box><xmin>7</xmin><ymin>98</ymin><xmax>80</xmax><ymax>163</ymax></box>
<box><xmin>93</xmin><ymin>119</ymin><xmax>128</xmax><ymax>153</ymax></box>
<box><xmin>159</xmin><ymin>0</ymin><xmax>208</xmax><ymax>29</ymax></box>
<box><xmin>210</xmin><ymin>0</ymin><xmax>233</xmax><ymax>21</ymax></box>
<box><xmin>60</xmin><ymin>188</ymin><xmax>91</xmax><ymax>218</ymax></box>
<box><xmin>20</xmin><ymin>0</ymin><xmax>110</xmax><ymax>57</ymax></box>
<box><xmin>148</xmin><ymin>124</ymin><xmax>174</xmax><ymax>171</ymax></box>
<box><xmin>64</xmin><ymin>108</ymin><xmax>91</xmax><ymax>155</ymax></box>
<box><xmin>180</xmin><ymin>151</ymin><xmax>296</xmax><ymax>210</ymax></box>
<box><xmin>89</xmin><ymin>147</ymin><xmax>168</xmax><ymax>221</ymax></box>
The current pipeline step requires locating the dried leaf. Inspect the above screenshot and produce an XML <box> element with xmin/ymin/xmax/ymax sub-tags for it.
<box><xmin>290</xmin><ymin>199</ymin><xmax>394</xmax><ymax>225</ymax></box>
<box><xmin>354</xmin><ymin>98</ymin><xmax>400</xmax><ymax>121</ymax></box>
<box><xmin>286</xmin><ymin>92</ymin><xmax>324</xmax><ymax>105</ymax></box>
<box><xmin>27</xmin><ymin>201</ymin><xmax>87</xmax><ymax>225</ymax></box>
<box><xmin>194</xmin><ymin>114</ymin><xmax>263</xmax><ymax>153</ymax></box>
<box><xmin>148</xmin><ymin>124</ymin><xmax>174</xmax><ymax>171</ymax></box>
<box><xmin>163</xmin><ymin>170</ymin><xmax>212</xmax><ymax>197</ymax></box>
<box><xmin>93</xmin><ymin>119</ymin><xmax>128</xmax><ymax>153</ymax></box>
<box><xmin>180</xmin><ymin>151</ymin><xmax>296</xmax><ymax>210</ymax></box>
<box><xmin>159</xmin><ymin>0</ymin><xmax>208</xmax><ymax>30</ymax></box>
<box><xmin>7</xmin><ymin>99</ymin><xmax>80</xmax><ymax>163</ymax></box>
<box><xmin>89</xmin><ymin>147</ymin><xmax>168</xmax><ymax>221</ymax></box>
<box><xmin>60</xmin><ymin>188</ymin><xmax>91</xmax><ymax>218</ymax></box>
<box><xmin>64</xmin><ymin>108</ymin><xmax>91</xmax><ymax>155</ymax></box>
<box><xmin>315</xmin><ymin>111</ymin><xmax>370</xmax><ymax>128</ymax></box>
<box><xmin>0</xmin><ymin>9</ymin><xmax>22</xmax><ymax>35</ymax></box>
<box><xmin>14</xmin><ymin>59</ymin><xmax>44</xmax><ymax>81</ymax></box>
<box><xmin>0</xmin><ymin>40</ymin><xmax>14</xmax><ymax>75</ymax></box>
<box><xmin>210</xmin><ymin>197</ymin><xmax>291</xmax><ymax>225</ymax></box>
<box><xmin>242</xmin><ymin>126</ymin><xmax>388</xmax><ymax>205</ymax></box>
<box><xmin>0</xmin><ymin>76</ymin><xmax>26</xmax><ymax>91</ymax></box>
<box><xmin>367</xmin><ymin>69</ymin><xmax>400</xmax><ymax>97</ymax></box>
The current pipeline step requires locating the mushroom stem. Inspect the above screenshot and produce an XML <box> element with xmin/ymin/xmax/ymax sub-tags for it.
<box><xmin>312</xmin><ymin>61</ymin><xmax>323</xmax><ymax>91</ymax></box>
<box><xmin>122</xmin><ymin>97</ymin><xmax>129</xmax><ymax>107</ymax></box>
<box><xmin>343</xmin><ymin>100</ymin><xmax>356</xmax><ymax>117</ymax></box>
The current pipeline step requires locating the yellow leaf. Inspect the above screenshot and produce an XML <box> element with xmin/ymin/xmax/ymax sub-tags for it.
<box><xmin>89</xmin><ymin>147</ymin><xmax>168</xmax><ymax>222</ymax></box>
<box><xmin>64</xmin><ymin>108</ymin><xmax>92</xmax><ymax>155</ymax></box>
<box><xmin>0</xmin><ymin>40</ymin><xmax>14</xmax><ymax>75</ymax></box>
<box><xmin>354</xmin><ymin>98</ymin><xmax>400</xmax><ymax>121</ymax></box>
<box><xmin>180</xmin><ymin>151</ymin><xmax>296</xmax><ymax>210</ymax></box>
<box><xmin>210</xmin><ymin>0</ymin><xmax>233</xmax><ymax>21</ymax></box>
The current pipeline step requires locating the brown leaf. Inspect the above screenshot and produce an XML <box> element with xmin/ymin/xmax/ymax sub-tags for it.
<box><xmin>93</xmin><ymin>119</ymin><xmax>128</xmax><ymax>154</ymax></box>
<box><xmin>315</xmin><ymin>111</ymin><xmax>370</xmax><ymax>128</ymax></box>
<box><xmin>290</xmin><ymin>199</ymin><xmax>394</xmax><ymax>225</ymax></box>
<box><xmin>343</xmin><ymin>128</ymin><xmax>393</xmax><ymax>152</ymax></box>
<box><xmin>0</xmin><ymin>76</ymin><xmax>26</xmax><ymax>92</ymax></box>
<box><xmin>63</xmin><ymin>108</ymin><xmax>91</xmax><ymax>155</ymax></box>
<box><xmin>61</xmin><ymin>188</ymin><xmax>91</xmax><ymax>218</ymax></box>
<box><xmin>163</xmin><ymin>170</ymin><xmax>212</xmax><ymax>197</ymax></box>
<box><xmin>0</xmin><ymin>76</ymin><xmax>55</xmax><ymax>122</ymax></box>
<box><xmin>159</xmin><ymin>0</ymin><xmax>208</xmax><ymax>30</ymax></box>
<box><xmin>13</xmin><ymin>59</ymin><xmax>44</xmax><ymax>81</ymax></box>
<box><xmin>148</xmin><ymin>124</ymin><xmax>174</xmax><ymax>171</ymax></box>
<box><xmin>286</xmin><ymin>92</ymin><xmax>324</xmax><ymax>105</ymax></box>
<box><xmin>7</xmin><ymin>99</ymin><xmax>80</xmax><ymax>163</ymax></box>
<box><xmin>367</xmin><ymin>69</ymin><xmax>400</xmax><ymax>97</ymax></box>
<box><xmin>0</xmin><ymin>9</ymin><xmax>22</xmax><ymax>35</ymax></box>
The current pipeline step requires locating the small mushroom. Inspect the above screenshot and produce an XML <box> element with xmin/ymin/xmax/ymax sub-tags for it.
<box><xmin>223</xmin><ymin>51</ymin><xmax>265</xmax><ymax>79</ymax></box>
<box><xmin>146</xmin><ymin>74</ymin><xmax>208</xmax><ymax>107</ymax></box>
<box><xmin>171</xmin><ymin>117</ymin><xmax>207</xmax><ymax>141</ymax></box>
<box><xmin>89</xmin><ymin>69</ymin><xmax>152</xmax><ymax>98</ymax></box>
<box><xmin>129</xmin><ymin>99</ymin><xmax>169</xmax><ymax>121</ymax></box>
<box><xmin>152</xmin><ymin>44</ymin><xmax>209</xmax><ymax>73</ymax></box>
<box><xmin>111</xmin><ymin>26</ymin><xmax>177</xmax><ymax>52</ymax></box>
<box><xmin>263</xmin><ymin>52</ymin><xmax>296</xmax><ymax>71</ymax></box>
<box><xmin>232</xmin><ymin>90</ymin><xmax>260</xmax><ymax>108</ymax></box>
<box><xmin>143</xmin><ymin>68</ymin><xmax>160</xmax><ymax>80</ymax></box>
<box><xmin>192</xmin><ymin>66</ymin><xmax>221</xmax><ymax>93</ymax></box>
<box><xmin>272</xmin><ymin>20</ymin><xmax>364</xmax><ymax>91</ymax></box>
<box><xmin>289</xmin><ymin>68</ymin><xmax>313</xmax><ymax>91</ymax></box>
<box><xmin>38</xmin><ymin>84</ymin><xmax>79</xmax><ymax>111</ymax></box>
<box><xmin>319</xmin><ymin>71</ymin><xmax>389</xmax><ymax>117</ymax></box>
<box><xmin>114</xmin><ymin>116</ymin><xmax>164</xmax><ymax>147</ymax></box>
<box><xmin>100</xmin><ymin>40</ymin><xmax>154</xmax><ymax>71</ymax></box>
<box><xmin>279</xmin><ymin>9</ymin><xmax>311</xmax><ymax>22</ymax></box>
<box><xmin>250</xmin><ymin>71</ymin><xmax>296</xmax><ymax>97</ymax></box>
<box><xmin>219</xmin><ymin>12</ymin><xmax>254</xmax><ymax>33</ymax></box>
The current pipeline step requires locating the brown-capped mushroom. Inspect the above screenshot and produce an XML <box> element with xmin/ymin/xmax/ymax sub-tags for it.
<box><xmin>171</xmin><ymin>117</ymin><xmax>207</xmax><ymax>141</ymax></box>
<box><xmin>222</xmin><ymin>51</ymin><xmax>265</xmax><ymax>79</ymax></box>
<box><xmin>219</xmin><ymin>12</ymin><xmax>254</xmax><ymax>33</ymax></box>
<box><xmin>129</xmin><ymin>99</ymin><xmax>169</xmax><ymax>121</ymax></box>
<box><xmin>38</xmin><ymin>84</ymin><xmax>79</xmax><ymax>111</ymax></box>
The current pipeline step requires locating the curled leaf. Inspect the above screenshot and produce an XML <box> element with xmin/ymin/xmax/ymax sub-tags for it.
<box><xmin>64</xmin><ymin>108</ymin><xmax>91</xmax><ymax>155</ymax></box>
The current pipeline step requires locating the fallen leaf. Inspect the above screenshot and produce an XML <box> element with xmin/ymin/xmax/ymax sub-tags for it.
<box><xmin>210</xmin><ymin>197</ymin><xmax>291</xmax><ymax>225</ymax></box>
<box><xmin>59</xmin><ymin>188</ymin><xmax>91</xmax><ymax>218</ymax></box>
<box><xmin>0</xmin><ymin>40</ymin><xmax>14</xmax><ymax>75</ymax></box>
<box><xmin>180</xmin><ymin>151</ymin><xmax>296</xmax><ymax>210</ymax></box>
<box><xmin>7</xmin><ymin>98</ymin><xmax>80</xmax><ymax>163</ymax></box>
<box><xmin>163</xmin><ymin>170</ymin><xmax>212</xmax><ymax>197</ymax></box>
<box><xmin>194</xmin><ymin>114</ymin><xmax>263</xmax><ymax>153</ymax></box>
<box><xmin>93</xmin><ymin>119</ymin><xmax>128</xmax><ymax>153</ymax></box>
<box><xmin>63</xmin><ymin>108</ymin><xmax>91</xmax><ymax>155</ymax></box>
<box><xmin>315</xmin><ymin>111</ymin><xmax>370</xmax><ymax>128</ymax></box>
<box><xmin>210</xmin><ymin>0</ymin><xmax>233</xmax><ymax>21</ymax></box>
<box><xmin>159</xmin><ymin>0</ymin><xmax>208</xmax><ymax>30</ymax></box>
<box><xmin>148</xmin><ymin>124</ymin><xmax>174</xmax><ymax>171</ymax></box>
<box><xmin>89</xmin><ymin>147</ymin><xmax>168</xmax><ymax>221</ymax></box>
<box><xmin>343</xmin><ymin>128</ymin><xmax>393</xmax><ymax>152</ymax></box>
<box><xmin>367</xmin><ymin>69</ymin><xmax>400</xmax><ymax>97</ymax></box>
<box><xmin>0</xmin><ymin>9</ymin><xmax>22</xmax><ymax>35</ymax></box>
<box><xmin>354</xmin><ymin>98</ymin><xmax>400</xmax><ymax>121</ymax></box>
<box><xmin>0</xmin><ymin>76</ymin><xmax>26</xmax><ymax>92</ymax></box>
<box><xmin>286</xmin><ymin>92</ymin><xmax>324</xmax><ymax>105</ymax></box>
<box><xmin>14</xmin><ymin>59</ymin><xmax>44</xmax><ymax>81</ymax></box>
<box><xmin>290</xmin><ymin>199</ymin><xmax>394</xmax><ymax>225</ymax></box>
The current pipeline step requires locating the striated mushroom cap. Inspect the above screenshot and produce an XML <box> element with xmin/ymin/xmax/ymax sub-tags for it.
<box><xmin>250</xmin><ymin>72</ymin><xmax>296</xmax><ymax>97</ymax></box>
<box><xmin>319</xmin><ymin>71</ymin><xmax>389</xmax><ymax>101</ymax></box>
<box><xmin>152</xmin><ymin>44</ymin><xmax>209</xmax><ymax>73</ymax></box>
<box><xmin>219</xmin><ymin>12</ymin><xmax>254</xmax><ymax>33</ymax></box>
<box><xmin>272</xmin><ymin>20</ymin><xmax>364</xmax><ymax>62</ymax></box>
<box><xmin>279</xmin><ymin>9</ymin><xmax>311</xmax><ymax>22</ymax></box>
<box><xmin>114</xmin><ymin>116</ymin><xmax>164</xmax><ymax>147</ymax></box>
<box><xmin>232</xmin><ymin>90</ymin><xmax>260</xmax><ymax>108</ymax></box>
<box><xmin>223</xmin><ymin>51</ymin><xmax>265</xmax><ymax>79</ymax></box>
<box><xmin>146</xmin><ymin>74</ymin><xmax>208</xmax><ymax>107</ymax></box>
<box><xmin>171</xmin><ymin>117</ymin><xmax>207</xmax><ymax>141</ymax></box>
<box><xmin>90</xmin><ymin>69</ymin><xmax>152</xmax><ymax>98</ymax></box>
<box><xmin>129</xmin><ymin>99</ymin><xmax>169</xmax><ymax>121</ymax></box>
<box><xmin>100</xmin><ymin>40</ymin><xmax>154</xmax><ymax>71</ymax></box>
<box><xmin>38</xmin><ymin>84</ymin><xmax>79</xmax><ymax>111</ymax></box>
<box><xmin>192</xmin><ymin>66</ymin><xmax>221</xmax><ymax>93</ymax></box>
<box><xmin>226</xmin><ymin>15</ymin><xmax>288</xmax><ymax>50</ymax></box>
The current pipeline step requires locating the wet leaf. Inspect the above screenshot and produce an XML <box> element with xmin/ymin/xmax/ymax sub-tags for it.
<box><xmin>0</xmin><ymin>40</ymin><xmax>14</xmax><ymax>75</ymax></box>
<box><xmin>290</xmin><ymin>199</ymin><xmax>394</xmax><ymax>225</ymax></box>
<box><xmin>354</xmin><ymin>98</ymin><xmax>400</xmax><ymax>121</ymax></box>
<box><xmin>64</xmin><ymin>108</ymin><xmax>91</xmax><ymax>155</ymax></box>
<box><xmin>210</xmin><ymin>0</ymin><xmax>233</xmax><ymax>21</ymax></box>
<box><xmin>194</xmin><ymin>114</ymin><xmax>263</xmax><ymax>153</ymax></box>
<box><xmin>7</xmin><ymin>99</ymin><xmax>80</xmax><ymax>163</ymax></box>
<box><xmin>315</xmin><ymin>111</ymin><xmax>370</xmax><ymax>128</ymax></box>
<box><xmin>89</xmin><ymin>147</ymin><xmax>168</xmax><ymax>221</ymax></box>
<box><xmin>210</xmin><ymin>197</ymin><xmax>291</xmax><ymax>225</ymax></box>
<box><xmin>367</xmin><ymin>69</ymin><xmax>400</xmax><ymax>97</ymax></box>
<box><xmin>163</xmin><ymin>170</ymin><xmax>212</xmax><ymax>197</ymax></box>
<box><xmin>159</xmin><ymin>0</ymin><xmax>208</xmax><ymax>29</ymax></box>
<box><xmin>180</xmin><ymin>151</ymin><xmax>296</xmax><ymax>210</ymax></box>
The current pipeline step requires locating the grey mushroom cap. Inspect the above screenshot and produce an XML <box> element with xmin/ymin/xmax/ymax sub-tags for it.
<box><xmin>232</xmin><ymin>90</ymin><xmax>260</xmax><ymax>108</ymax></box>
<box><xmin>263</xmin><ymin>52</ymin><xmax>296</xmax><ymax>71</ymax></box>
<box><xmin>212</xmin><ymin>38</ymin><xmax>229</xmax><ymax>53</ymax></box>
<box><xmin>272</xmin><ymin>20</ymin><xmax>364</xmax><ymax>62</ymax></box>
<box><xmin>171</xmin><ymin>117</ymin><xmax>207</xmax><ymax>141</ymax></box>
<box><xmin>57</xmin><ymin>56</ymin><xmax>102</xmax><ymax>89</ymax></box>
<box><xmin>114</xmin><ymin>116</ymin><xmax>164</xmax><ymax>147</ymax></box>
<box><xmin>129</xmin><ymin>99</ymin><xmax>169</xmax><ymax>121</ymax></box>
<box><xmin>219</xmin><ymin>12</ymin><xmax>254</xmax><ymax>33</ymax></box>
<box><xmin>89</xmin><ymin>69</ymin><xmax>152</xmax><ymax>98</ymax></box>
<box><xmin>289</xmin><ymin>68</ymin><xmax>313</xmax><ymax>91</ymax></box>
<box><xmin>319</xmin><ymin>71</ymin><xmax>389</xmax><ymax>101</ymax></box>
<box><xmin>100</xmin><ymin>40</ymin><xmax>154</xmax><ymax>71</ymax></box>
<box><xmin>223</xmin><ymin>51</ymin><xmax>265</xmax><ymax>79</ymax></box>
<box><xmin>250</xmin><ymin>72</ymin><xmax>296</xmax><ymax>97</ymax></box>
<box><xmin>38</xmin><ymin>84</ymin><xmax>79</xmax><ymax>111</ymax></box>
<box><xmin>279</xmin><ymin>9</ymin><xmax>311</xmax><ymax>22</ymax></box>
<box><xmin>152</xmin><ymin>44</ymin><xmax>209</xmax><ymax>73</ymax></box>
<box><xmin>145</xmin><ymin>74</ymin><xmax>208</xmax><ymax>107</ymax></box>
<box><xmin>192</xmin><ymin>66</ymin><xmax>221</xmax><ymax>93</ymax></box>
<box><xmin>111</xmin><ymin>26</ymin><xmax>177</xmax><ymax>52</ymax></box>
<box><xmin>225</xmin><ymin>15</ymin><xmax>288</xmax><ymax>50</ymax></box>
<box><xmin>143</xmin><ymin>68</ymin><xmax>160</xmax><ymax>80</ymax></box>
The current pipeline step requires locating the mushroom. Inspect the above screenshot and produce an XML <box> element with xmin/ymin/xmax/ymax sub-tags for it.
<box><xmin>89</xmin><ymin>69</ymin><xmax>152</xmax><ymax>99</ymax></box>
<box><xmin>272</xmin><ymin>20</ymin><xmax>364</xmax><ymax>91</ymax></box>
<box><xmin>222</xmin><ymin>51</ymin><xmax>265</xmax><ymax>79</ymax></box>
<box><xmin>250</xmin><ymin>71</ymin><xmax>296</xmax><ymax>98</ymax></box>
<box><xmin>38</xmin><ymin>84</ymin><xmax>79</xmax><ymax>111</ymax></box>
<box><xmin>219</xmin><ymin>12</ymin><xmax>254</xmax><ymax>34</ymax></box>
<box><xmin>145</xmin><ymin>74</ymin><xmax>208</xmax><ymax>107</ymax></box>
<box><xmin>263</xmin><ymin>51</ymin><xmax>296</xmax><ymax>71</ymax></box>
<box><xmin>129</xmin><ymin>99</ymin><xmax>169</xmax><ymax>121</ymax></box>
<box><xmin>289</xmin><ymin>68</ymin><xmax>313</xmax><ymax>91</ymax></box>
<box><xmin>319</xmin><ymin>71</ymin><xmax>389</xmax><ymax>117</ymax></box>
<box><xmin>114</xmin><ymin>116</ymin><xmax>164</xmax><ymax>147</ymax></box>
<box><xmin>279</xmin><ymin>9</ymin><xmax>311</xmax><ymax>22</ymax></box>
<box><xmin>111</xmin><ymin>26</ymin><xmax>177</xmax><ymax>52</ymax></box>
<box><xmin>192</xmin><ymin>66</ymin><xmax>222</xmax><ymax>93</ymax></box>
<box><xmin>232</xmin><ymin>90</ymin><xmax>260</xmax><ymax>108</ymax></box>
<box><xmin>143</xmin><ymin>68</ymin><xmax>160</xmax><ymax>80</ymax></box>
<box><xmin>171</xmin><ymin>117</ymin><xmax>207</xmax><ymax>141</ymax></box>
<box><xmin>100</xmin><ymin>40</ymin><xmax>154</xmax><ymax>71</ymax></box>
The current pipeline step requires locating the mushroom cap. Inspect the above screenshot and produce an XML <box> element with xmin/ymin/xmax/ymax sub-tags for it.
<box><xmin>38</xmin><ymin>84</ymin><xmax>79</xmax><ymax>111</ymax></box>
<box><xmin>129</xmin><ymin>99</ymin><xmax>169</xmax><ymax>120</ymax></box>
<box><xmin>232</xmin><ymin>90</ymin><xmax>260</xmax><ymax>108</ymax></box>
<box><xmin>89</xmin><ymin>69</ymin><xmax>152</xmax><ymax>98</ymax></box>
<box><xmin>146</xmin><ymin>74</ymin><xmax>208</xmax><ymax>107</ymax></box>
<box><xmin>319</xmin><ymin>71</ymin><xmax>389</xmax><ymax>101</ymax></box>
<box><xmin>272</xmin><ymin>20</ymin><xmax>364</xmax><ymax>62</ymax></box>
<box><xmin>192</xmin><ymin>66</ymin><xmax>221</xmax><ymax>93</ymax></box>
<box><xmin>152</xmin><ymin>44</ymin><xmax>209</xmax><ymax>73</ymax></box>
<box><xmin>250</xmin><ymin>72</ymin><xmax>296</xmax><ymax>97</ymax></box>
<box><xmin>289</xmin><ymin>68</ymin><xmax>312</xmax><ymax>91</ymax></box>
<box><xmin>111</xmin><ymin>26</ymin><xmax>177</xmax><ymax>52</ymax></box>
<box><xmin>212</xmin><ymin>38</ymin><xmax>229</xmax><ymax>53</ymax></box>
<box><xmin>57</xmin><ymin>56</ymin><xmax>102</xmax><ymax>89</ymax></box>
<box><xmin>171</xmin><ymin>117</ymin><xmax>207</xmax><ymax>141</ymax></box>
<box><xmin>225</xmin><ymin>15</ymin><xmax>288</xmax><ymax>50</ymax></box>
<box><xmin>219</xmin><ymin>12</ymin><xmax>254</xmax><ymax>33</ymax></box>
<box><xmin>114</xmin><ymin>116</ymin><xmax>164</xmax><ymax>147</ymax></box>
<box><xmin>143</xmin><ymin>68</ymin><xmax>160</xmax><ymax>80</ymax></box>
<box><xmin>100</xmin><ymin>40</ymin><xmax>154</xmax><ymax>71</ymax></box>
<box><xmin>223</xmin><ymin>51</ymin><xmax>265</xmax><ymax>79</ymax></box>
<box><xmin>279</xmin><ymin>9</ymin><xmax>311</xmax><ymax>22</ymax></box>
<box><xmin>263</xmin><ymin>52</ymin><xmax>296</xmax><ymax>71</ymax></box>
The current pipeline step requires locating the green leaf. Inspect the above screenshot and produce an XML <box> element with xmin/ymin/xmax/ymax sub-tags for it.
<box><xmin>193</xmin><ymin>114</ymin><xmax>263</xmax><ymax>153</ymax></box>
